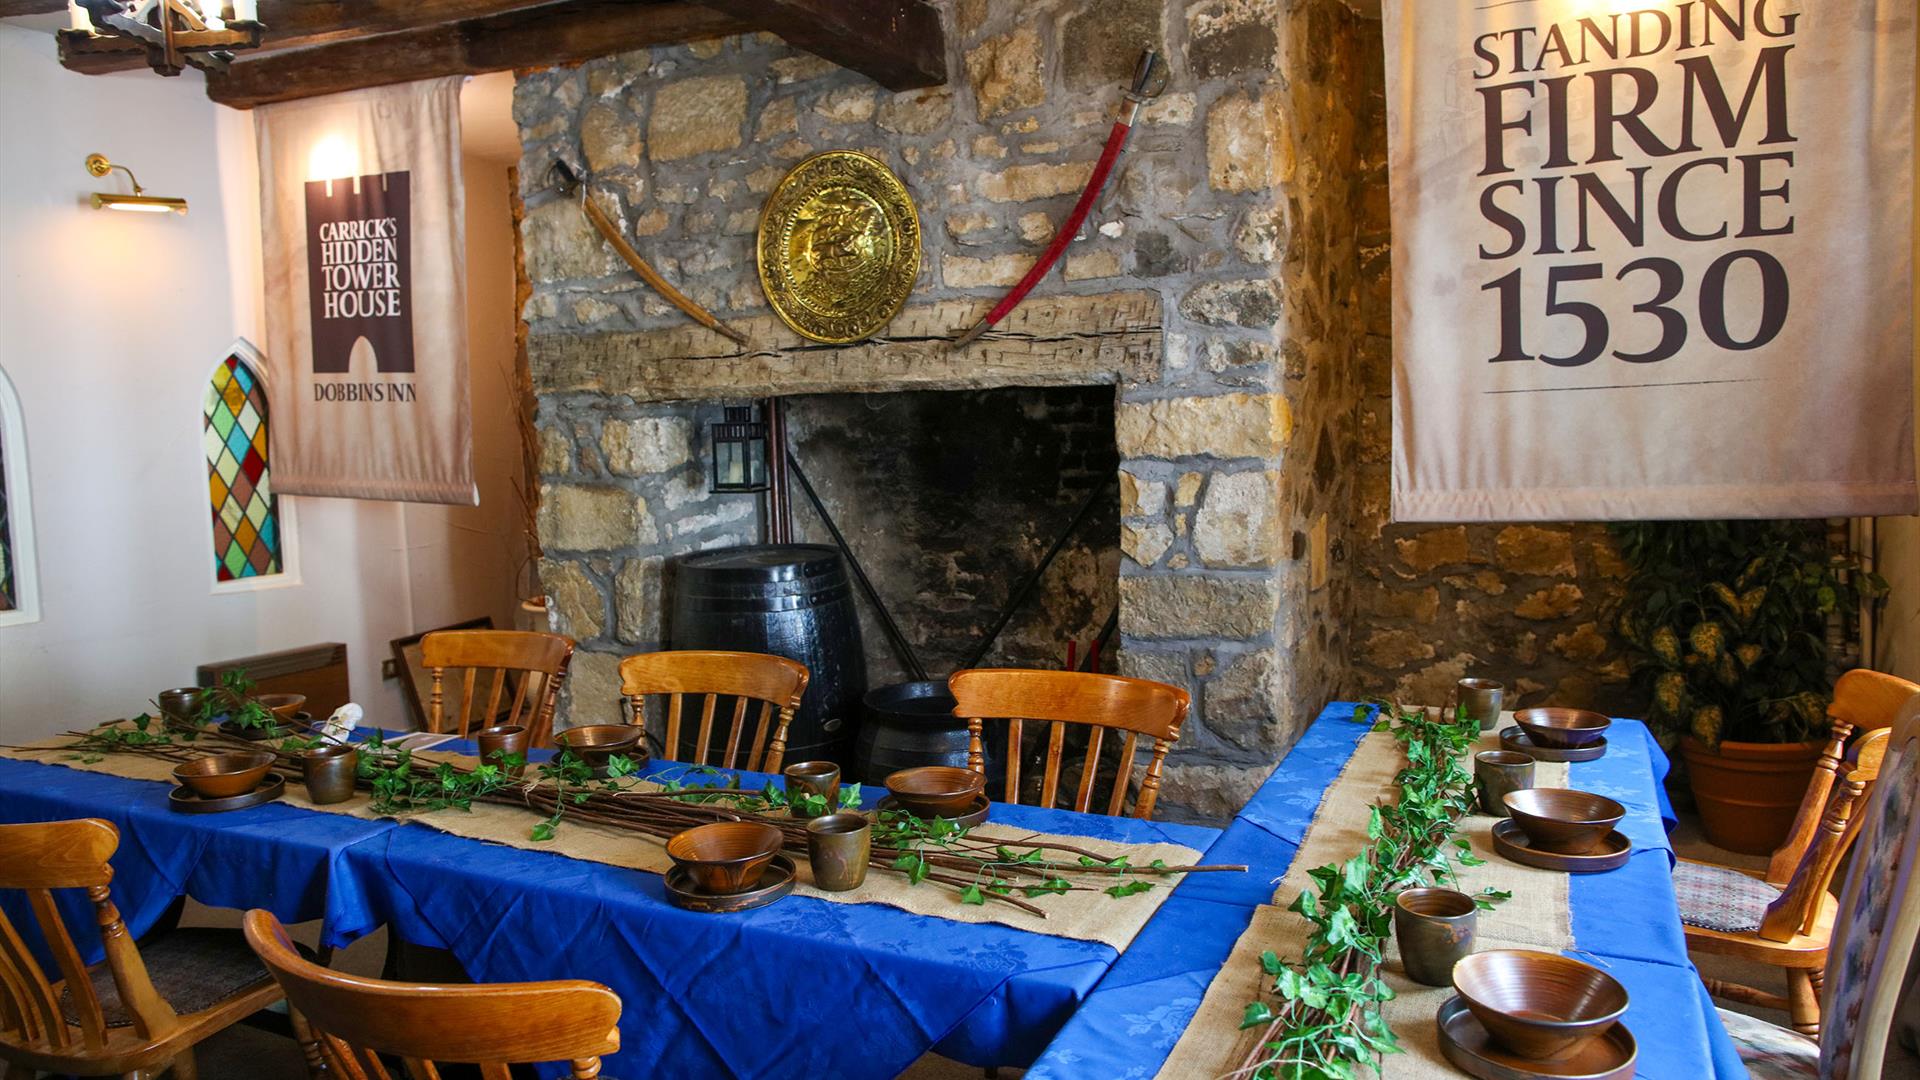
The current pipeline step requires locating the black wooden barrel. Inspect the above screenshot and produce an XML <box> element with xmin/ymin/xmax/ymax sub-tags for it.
<box><xmin>666</xmin><ymin>545</ymin><xmax>866</xmax><ymax>767</ymax></box>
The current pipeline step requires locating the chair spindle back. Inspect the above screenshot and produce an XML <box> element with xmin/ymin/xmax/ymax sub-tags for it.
<box><xmin>421</xmin><ymin>630</ymin><xmax>575</xmax><ymax>746</ymax></box>
<box><xmin>950</xmin><ymin>669</ymin><xmax>1188</xmax><ymax>820</ymax></box>
<box><xmin>619</xmin><ymin>651</ymin><xmax>810</xmax><ymax>773</ymax></box>
<box><xmin>1759</xmin><ymin>726</ymin><xmax>1892</xmax><ymax>942</ymax></box>
<box><xmin>243</xmin><ymin>909</ymin><xmax>621</xmax><ymax>1080</ymax></box>
<box><xmin>0</xmin><ymin>819</ymin><xmax>176</xmax><ymax>1060</ymax></box>
<box><xmin>1768</xmin><ymin>670</ymin><xmax>1920</xmax><ymax>883</ymax></box>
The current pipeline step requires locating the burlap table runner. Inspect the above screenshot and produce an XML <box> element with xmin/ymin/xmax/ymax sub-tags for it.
<box><xmin>1</xmin><ymin>738</ymin><xmax>1199</xmax><ymax>951</ymax></box>
<box><xmin>1156</xmin><ymin>719</ymin><xmax>1579</xmax><ymax>1078</ymax></box>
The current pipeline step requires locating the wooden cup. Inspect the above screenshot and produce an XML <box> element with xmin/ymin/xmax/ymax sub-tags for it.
<box><xmin>476</xmin><ymin>724</ymin><xmax>530</xmax><ymax>778</ymax></box>
<box><xmin>1452</xmin><ymin>678</ymin><xmax>1506</xmax><ymax>732</ymax></box>
<box><xmin>301</xmin><ymin>745</ymin><xmax>359</xmax><ymax>805</ymax></box>
<box><xmin>1394</xmin><ymin>887</ymin><xmax>1477</xmax><ymax>986</ymax></box>
<box><xmin>783</xmin><ymin>760</ymin><xmax>841</xmax><ymax>819</ymax></box>
<box><xmin>1475</xmin><ymin>750</ymin><xmax>1536</xmax><ymax>817</ymax></box>
<box><xmin>805</xmin><ymin>812</ymin><xmax>871</xmax><ymax>892</ymax></box>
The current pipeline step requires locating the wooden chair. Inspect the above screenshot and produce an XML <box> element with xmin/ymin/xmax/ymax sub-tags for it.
<box><xmin>1766</xmin><ymin>670</ymin><xmax>1920</xmax><ymax>884</ymax></box>
<box><xmin>1679</xmin><ymin>724</ymin><xmax>1894</xmax><ymax>1035</ymax></box>
<box><xmin>618</xmin><ymin>651</ymin><xmax>809</xmax><ymax>773</ymax></box>
<box><xmin>1712</xmin><ymin>694</ymin><xmax>1920</xmax><ymax>1080</ymax></box>
<box><xmin>0</xmin><ymin>819</ymin><xmax>287</xmax><ymax>1080</ymax></box>
<box><xmin>420</xmin><ymin>629</ymin><xmax>575</xmax><ymax>747</ymax></box>
<box><xmin>242</xmin><ymin>909</ymin><xmax>620</xmax><ymax>1080</ymax></box>
<box><xmin>949</xmin><ymin>668</ymin><xmax>1188</xmax><ymax>820</ymax></box>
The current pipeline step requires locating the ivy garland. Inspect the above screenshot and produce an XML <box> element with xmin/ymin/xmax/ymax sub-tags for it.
<box><xmin>1235</xmin><ymin>701</ymin><xmax>1509</xmax><ymax>1080</ymax></box>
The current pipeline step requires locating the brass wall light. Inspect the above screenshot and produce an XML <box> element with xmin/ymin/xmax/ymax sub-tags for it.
<box><xmin>85</xmin><ymin>153</ymin><xmax>188</xmax><ymax>214</ymax></box>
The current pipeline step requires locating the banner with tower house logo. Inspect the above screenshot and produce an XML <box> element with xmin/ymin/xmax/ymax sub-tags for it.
<box><xmin>256</xmin><ymin>77</ymin><xmax>474</xmax><ymax>504</ymax></box>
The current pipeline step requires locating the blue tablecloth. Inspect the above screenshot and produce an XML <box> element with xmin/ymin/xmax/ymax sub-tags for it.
<box><xmin>0</xmin><ymin>754</ymin><xmax>396</xmax><ymax>971</ymax></box>
<box><xmin>340</xmin><ymin>748</ymin><xmax>1219</xmax><ymax>1078</ymax></box>
<box><xmin>0</xmin><ymin>738</ymin><xmax>1219</xmax><ymax>1079</ymax></box>
<box><xmin>1028</xmin><ymin>703</ymin><xmax>1746</xmax><ymax>1080</ymax></box>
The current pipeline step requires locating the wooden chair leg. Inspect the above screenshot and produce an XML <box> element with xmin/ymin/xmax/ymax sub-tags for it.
<box><xmin>290</xmin><ymin>1006</ymin><xmax>329</xmax><ymax>1079</ymax></box>
<box><xmin>1787</xmin><ymin>968</ymin><xmax>1821</xmax><ymax>1036</ymax></box>
<box><xmin>168</xmin><ymin>1047</ymin><xmax>198</xmax><ymax>1080</ymax></box>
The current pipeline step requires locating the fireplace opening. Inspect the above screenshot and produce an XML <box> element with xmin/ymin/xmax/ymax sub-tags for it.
<box><xmin>782</xmin><ymin>384</ymin><xmax>1121</xmax><ymax>686</ymax></box>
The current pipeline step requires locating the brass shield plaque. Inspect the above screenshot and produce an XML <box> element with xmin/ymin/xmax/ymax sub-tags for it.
<box><xmin>757</xmin><ymin>151</ymin><xmax>921</xmax><ymax>344</ymax></box>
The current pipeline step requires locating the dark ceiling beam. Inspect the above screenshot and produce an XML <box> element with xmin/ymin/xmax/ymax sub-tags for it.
<box><xmin>689</xmin><ymin>0</ymin><xmax>944</xmax><ymax>90</ymax></box>
<box><xmin>13</xmin><ymin>0</ymin><xmax>950</xmax><ymax>102</ymax></box>
<box><xmin>49</xmin><ymin>0</ymin><xmax>606</xmax><ymax>74</ymax></box>
<box><xmin>203</xmin><ymin>0</ymin><xmax>745</xmax><ymax>108</ymax></box>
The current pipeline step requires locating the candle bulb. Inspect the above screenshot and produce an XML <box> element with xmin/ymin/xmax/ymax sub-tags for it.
<box><xmin>67</xmin><ymin>0</ymin><xmax>94</xmax><ymax>32</ymax></box>
<box><xmin>231</xmin><ymin>0</ymin><xmax>256</xmax><ymax>21</ymax></box>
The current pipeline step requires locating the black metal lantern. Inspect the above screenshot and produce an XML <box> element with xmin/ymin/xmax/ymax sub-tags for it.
<box><xmin>709</xmin><ymin>405</ymin><xmax>770</xmax><ymax>493</ymax></box>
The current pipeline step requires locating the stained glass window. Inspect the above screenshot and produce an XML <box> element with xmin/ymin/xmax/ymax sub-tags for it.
<box><xmin>0</xmin><ymin>431</ymin><xmax>15</xmax><ymax>612</ymax></box>
<box><xmin>203</xmin><ymin>354</ymin><xmax>282</xmax><ymax>581</ymax></box>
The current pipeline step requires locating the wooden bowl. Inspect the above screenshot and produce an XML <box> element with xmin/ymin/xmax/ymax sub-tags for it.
<box><xmin>1512</xmin><ymin>708</ymin><xmax>1611</xmax><ymax>749</ymax></box>
<box><xmin>885</xmin><ymin>766</ymin><xmax>985</xmax><ymax>817</ymax></box>
<box><xmin>1452</xmin><ymin>950</ymin><xmax>1628</xmax><ymax>1061</ymax></box>
<box><xmin>254</xmin><ymin>693</ymin><xmax>308</xmax><ymax>720</ymax></box>
<box><xmin>665</xmin><ymin>822</ymin><xmax>786</xmax><ymax>894</ymax></box>
<box><xmin>172</xmin><ymin>751</ymin><xmax>278</xmax><ymax>799</ymax></box>
<box><xmin>1502</xmin><ymin>789</ymin><xmax>1626</xmax><ymax>855</ymax></box>
<box><xmin>554</xmin><ymin>724</ymin><xmax>642</xmax><ymax>769</ymax></box>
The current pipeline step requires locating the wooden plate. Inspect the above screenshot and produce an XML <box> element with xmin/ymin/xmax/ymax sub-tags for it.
<box><xmin>1491</xmin><ymin>819</ymin><xmax>1631</xmax><ymax>873</ymax></box>
<box><xmin>877</xmin><ymin>793</ymin><xmax>989</xmax><ymax>828</ymax></box>
<box><xmin>1500</xmin><ymin>727</ymin><xmax>1607</xmax><ymax>763</ymax></box>
<box><xmin>664</xmin><ymin>853</ymin><xmax>796</xmax><ymax>913</ymax></box>
<box><xmin>169</xmin><ymin>773</ymin><xmax>286</xmax><ymax>814</ymax></box>
<box><xmin>1437</xmin><ymin>994</ymin><xmax>1636</xmax><ymax>1080</ymax></box>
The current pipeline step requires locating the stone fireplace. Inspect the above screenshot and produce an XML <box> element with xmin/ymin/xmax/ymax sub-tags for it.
<box><xmin>513</xmin><ymin>2</ymin><xmax>1384</xmax><ymax>820</ymax></box>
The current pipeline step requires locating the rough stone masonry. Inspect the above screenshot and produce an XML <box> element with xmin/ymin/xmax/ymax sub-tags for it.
<box><xmin>512</xmin><ymin>0</ymin><xmax>1632</xmax><ymax>822</ymax></box>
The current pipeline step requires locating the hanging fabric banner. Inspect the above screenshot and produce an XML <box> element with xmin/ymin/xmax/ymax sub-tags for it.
<box><xmin>256</xmin><ymin>77</ymin><xmax>474</xmax><ymax>504</ymax></box>
<box><xmin>1385</xmin><ymin>0</ymin><xmax>1916</xmax><ymax>522</ymax></box>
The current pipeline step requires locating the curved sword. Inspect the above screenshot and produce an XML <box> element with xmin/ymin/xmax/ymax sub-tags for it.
<box><xmin>950</xmin><ymin>50</ymin><xmax>1165</xmax><ymax>350</ymax></box>
<box><xmin>548</xmin><ymin>159</ymin><xmax>748</xmax><ymax>347</ymax></box>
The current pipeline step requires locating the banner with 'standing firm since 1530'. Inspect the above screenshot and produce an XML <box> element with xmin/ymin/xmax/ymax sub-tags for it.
<box><xmin>1385</xmin><ymin>0</ymin><xmax>1916</xmax><ymax>522</ymax></box>
<box><xmin>256</xmin><ymin>77</ymin><xmax>474</xmax><ymax>505</ymax></box>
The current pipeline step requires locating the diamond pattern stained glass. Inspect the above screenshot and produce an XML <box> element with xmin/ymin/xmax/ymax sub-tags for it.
<box><xmin>0</xmin><ymin>432</ymin><xmax>14</xmax><ymax>611</ymax></box>
<box><xmin>204</xmin><ymin>356</ymin><xmax>281</xmax><ymax>580</ymax></box>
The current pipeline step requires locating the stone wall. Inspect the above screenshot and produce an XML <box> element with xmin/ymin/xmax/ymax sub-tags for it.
<box><xmin>511</xmin><ymin>0</ymin><xmax>1384</xmax><ymax>820</ymax></box>
<box><xmin>1341</xmin><ymin>16</ymin><xmax>1637</xmax><ymax>716</ymax></box>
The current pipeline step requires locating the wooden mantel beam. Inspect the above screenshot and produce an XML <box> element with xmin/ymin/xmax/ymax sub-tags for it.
<box><xmin>691</xmin><ymin>0</ymin><xmax>944</xmax><ymax>90</ymax></box>
<box><xmin>203</xmin><ymin>1</ymin><xmax>746</xmax><ymax>108</ymax></box>
<box><xmin>10</xmin><ymin>0</ymin><xmax>948</xmax><ymax>97</ymax></box>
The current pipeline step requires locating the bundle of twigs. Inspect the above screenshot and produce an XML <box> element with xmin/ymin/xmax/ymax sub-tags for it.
<box><xmin>34</xmin><ymin>719</ymin><xmax>1244</xmax><ymax>917</ymax></box>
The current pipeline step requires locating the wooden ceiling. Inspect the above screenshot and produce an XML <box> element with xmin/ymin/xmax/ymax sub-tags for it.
<box><xmin>0</xmin><ymin>0</ymin><xmax>947</xmax><ymax>107</ymax></box>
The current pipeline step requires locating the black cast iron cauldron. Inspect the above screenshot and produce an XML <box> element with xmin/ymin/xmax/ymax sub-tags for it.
<box><xmin>853</xmin><ymin>679</ymin><xmax>1002</xmax><ymax>786</ymax></box>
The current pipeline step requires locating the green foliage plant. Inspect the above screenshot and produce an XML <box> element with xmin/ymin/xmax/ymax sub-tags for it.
<box><xmin>1610</xmin><ymin>521</ymin><xmax>1886</xmax><ymax>749</ymax></box>
<box><xmin>1236</xmin><ymin>702</ymin><xmax>1508</xmax><ymax>1080</ymax></box>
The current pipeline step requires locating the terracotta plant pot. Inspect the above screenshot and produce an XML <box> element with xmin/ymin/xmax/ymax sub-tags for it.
<box><xmin>1680</xmin><ymin>736</ymin><xmax>1825</xmax><ymax>855</ymax></box>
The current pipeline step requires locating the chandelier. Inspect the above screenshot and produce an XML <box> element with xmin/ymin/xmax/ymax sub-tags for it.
<box><xmin>58</xmin><ymin>0</ymin><xmax>265</xmax><ymax>77</ymax></box>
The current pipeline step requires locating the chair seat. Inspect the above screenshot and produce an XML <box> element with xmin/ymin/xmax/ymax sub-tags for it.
<box><xmin>60</xmin><ymin>927</ymin><xmax>285</xmax><ymax>1027</ymax></box>
<box><xmin>1716</xmin><ymin>1006</ymin><xmax>1818</xmax><ymax>1079</ymax></box>
<box><xmin>1676</xmin><ymin>860</ymin><xmax>1782</xmax><ymax>934</ymax></box>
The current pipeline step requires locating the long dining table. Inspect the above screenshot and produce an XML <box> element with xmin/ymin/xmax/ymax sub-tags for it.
<box><xmin>0</xmin><ymin>701</ymin><xmax>1740</xmax><ymax>1079</ymax></box>
<box><xmin>0</xmin><ymin>728</ymin><xmax>1218</xmax><ymax>1079</ymax></box>
<box><xmin>1025</xmin><ymin>701</ymin><xmax>1748</xmax><ymax>1079</ymax></box>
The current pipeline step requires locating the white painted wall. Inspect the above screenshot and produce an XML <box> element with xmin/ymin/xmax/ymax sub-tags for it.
<box><xmin>0</xmin><ymin>28</ymin><xmax>523</xmax><ymax>739</ymax></box>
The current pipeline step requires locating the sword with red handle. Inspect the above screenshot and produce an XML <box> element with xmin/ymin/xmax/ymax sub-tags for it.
<box><xmin>950</xmin><ymin>49</ymin><xmax>1166</xmax><ymax>350</ymax></box>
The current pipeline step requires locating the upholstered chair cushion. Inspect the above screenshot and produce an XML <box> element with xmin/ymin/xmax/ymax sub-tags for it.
<box><xmin>1675</xmin><ymin>859</ymin><xmax>1782</xmax><ymax>934</ymax></box>
<box><xmin>59</xmin><ymin>928</ymin><xmax>285</xmax><ymax>1027</ymax></box>
<box><xmin>1716</xmin><ymin>1006</ymin><xmax>1818</xmax><ymax>1080</ymax></box>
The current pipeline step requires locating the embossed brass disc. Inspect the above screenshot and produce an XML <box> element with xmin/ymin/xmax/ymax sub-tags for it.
<box><xmin>757</xmin><ymin>150</ymin><xmax>921</xmax><ymax>344</ymax></box>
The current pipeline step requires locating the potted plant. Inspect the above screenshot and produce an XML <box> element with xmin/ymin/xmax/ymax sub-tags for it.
<box><xmin>1611</xmin><ymin>521</ymin><xmax>1886</xmax><ymax>854</ymax></box>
